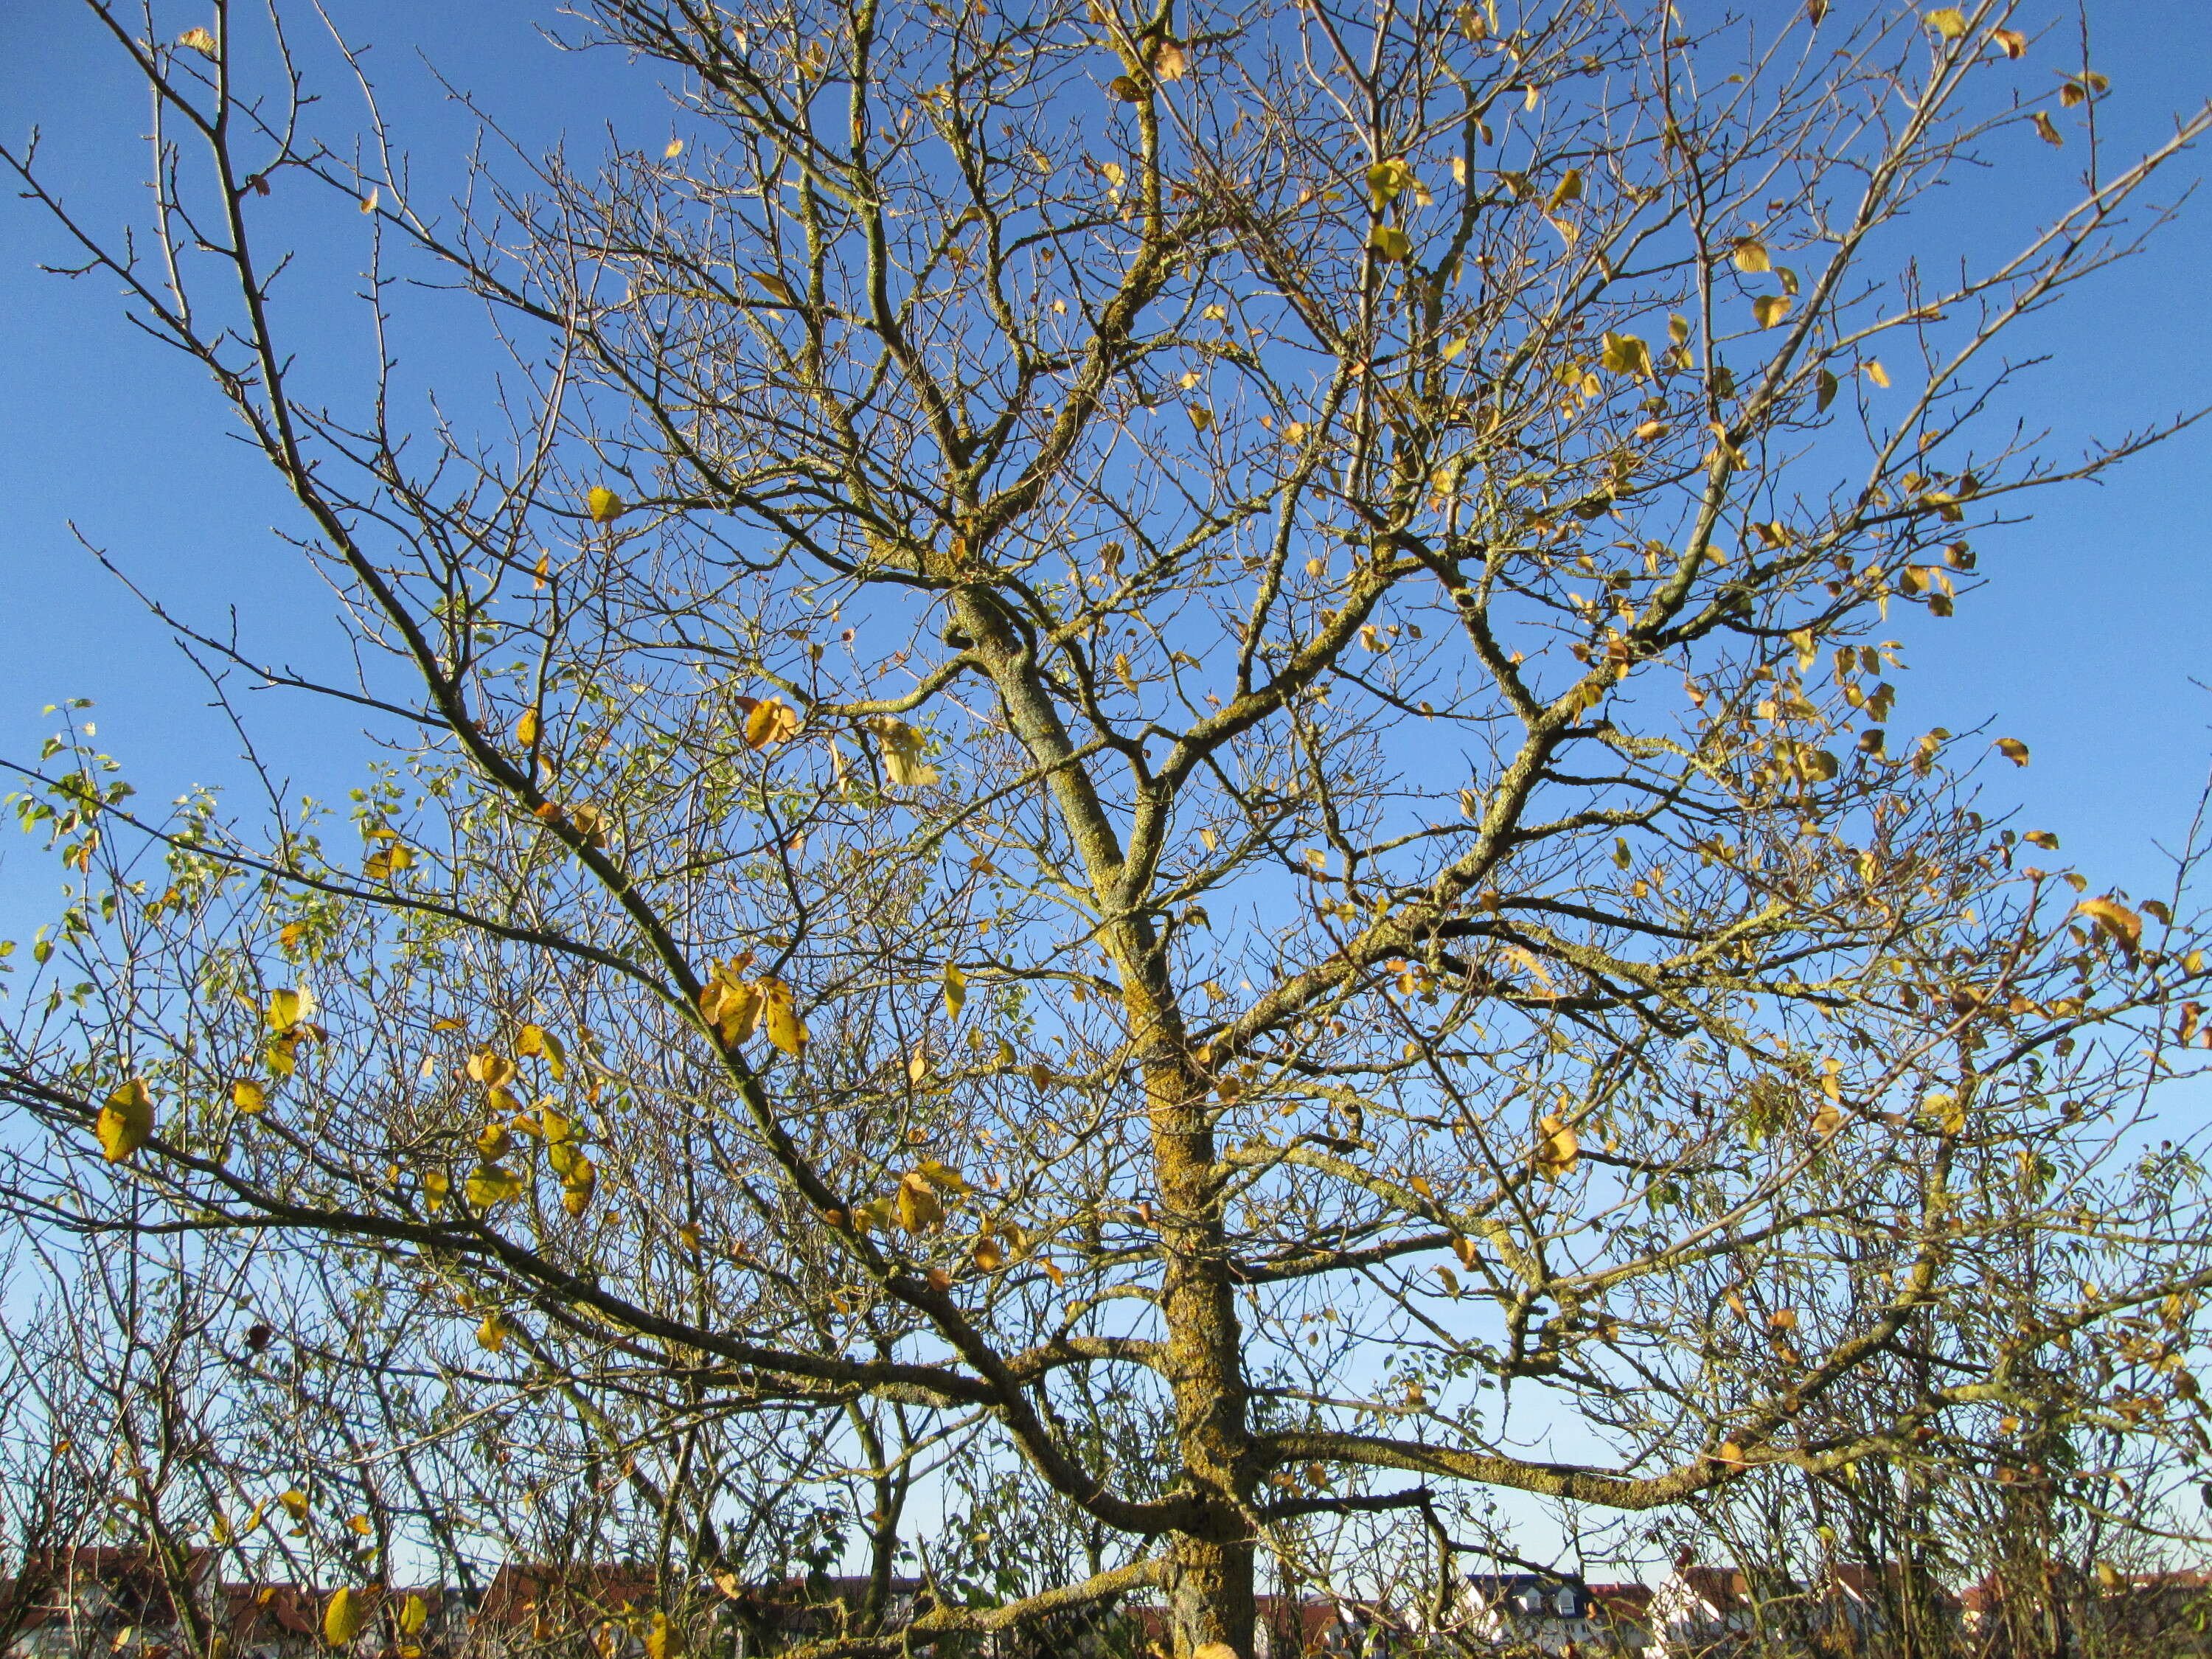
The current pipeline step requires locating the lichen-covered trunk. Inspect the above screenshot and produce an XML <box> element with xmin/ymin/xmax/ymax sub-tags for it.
<box><xmin>1146</xmin><ymin>1022</ymin><xmax>1256</xmax><ymax>1659</ymax></box>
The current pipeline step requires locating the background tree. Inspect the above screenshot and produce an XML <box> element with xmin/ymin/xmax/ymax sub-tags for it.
<box><xmin>4</xmin><ymin>1</ymin><xmax>2212</xmax><ymax>1655</ymax></box>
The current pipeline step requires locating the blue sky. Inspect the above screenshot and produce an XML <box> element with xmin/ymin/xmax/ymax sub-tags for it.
<box><xmin>1</xmin><ymin>0</ymin><xmax>2209</xmax><ymax>1580</ymax></box>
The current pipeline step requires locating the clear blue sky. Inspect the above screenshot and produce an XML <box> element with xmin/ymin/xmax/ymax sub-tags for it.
<box><xmin>1</xmin><ymin>0</ymin><xmax>2209</xmax><ymax>1577</ymax></box>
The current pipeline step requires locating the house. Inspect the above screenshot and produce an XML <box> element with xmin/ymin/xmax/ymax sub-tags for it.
<box><xmin>1645</xmin><ymin>1554</ymin><xmax>1754</xmax><ymax>1658</ymax></box>
<box><xmin>1586</xmin><ymin>1582</ymin><xmax>1654</xmax><ymax>1653</ymax></box>
<box><xmin>1</xmin><ymin>1547</ymin><xmax>216</xmax><ymax>1659</ymax></box>
<box><xmin>1460</xmin><ymin>1574</ymin><xmax>1603</xmax><ymax>1654</ymax></box>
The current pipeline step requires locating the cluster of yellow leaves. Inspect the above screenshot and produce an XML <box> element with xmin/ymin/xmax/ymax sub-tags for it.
<box><xmin>362</xmin><ymin>822</ymin><xmax>415</xmax><ymax>883</ymax></box>
<box><xmin>866</xmin><ymin>716</ymin><xmax>939</xmax><ymax>787</ymax></box>
<box><xmin>1533</xmin><ymin>1113</ymin><xmax>1579</xmax><ymax>1176</ymax></box>
<box><xmin>265</xmin><ymin>985</ymin><xmax>324</xmax><ymax>1078</ymax></box>
<box><xmin>855</xmin><ymin>1160</ymin><xmax>973</xmax><ymax>1235</ymax></box>
<box><xmin>698</xmin><ymin>961</ymin><xmax>807</xmax><ymax>1057</ymax></box>
<box><xmin>731</xmin><ymin>694</ymin><xmax>801</xmax><ymax>750</ymax></box>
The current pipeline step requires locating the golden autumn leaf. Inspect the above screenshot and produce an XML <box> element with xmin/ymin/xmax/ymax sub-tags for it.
<box><xmin>751</xmin><ymin>270</ymin><xmax>796</xmax><ymax>303</ymax></box>
<box><xmin>1994</xmin><ymin>27</ymin><xmax>2028</xmax><ymax>58</ymax></box>
<box><xmin>1533</xmin><ymin>1113</ymin><xmax>1579</xmax><ymax>1175</ymax></box>
<box><xmin>1194</xmin><ymin>1645</ymin><xmax>1240</xmax><ymax>1659</ymax></box>
<box><xmin>465</xmin><ymin>1163</ymin><xmax>523</xmax><ymax>1208</ymax></box>
<box><xmin>176</xmin><ymin>26</ymin><xmax>218</xmax><ymax>55</ymax></box>
<box><xmin>476</xmin><ymin>1314</ymin><xmax>510</xmax><ymax>1353</ymax></box>
<box><xmin>347</xmin><ymin>1514</ymin><xmax>373</xmax><ymax>1536</ymax></box>
<box><xmin>1865</xmin><ymin>360</ymin><xmax>1891</xmax><ymax>388</ymax></box>
<box><xmin>96</xmin><ymin>1077</ymin><xmax>155</xmax><ymax>1163</ymax></box>
<box><xmin>644</xmin><ymin>1613</ymin><xmax>679</xmax><ymax>1659</ymax></box>
<box><xmin>268</xmin><ymin>987</ymin><xmax>305</xmax><ymax>1030</ymax></box>
<box><xmin>760</xmin><ymin>978</ymin><xmax>807</xmax><ymax>1057</ymax></box>
<box><xmin>1732</xmin><ymin>238</ymin><xmax>1771</xmax><ymax>274</ymax></box>
<box><xmin>2074</xmin><ymin>897</ymin><xmax>2142</xmax><ymax>952</ymax></box>
<box><xmin>1753</xmin><ymin>293</ymin><xmax>1792</xmax><ymax>328</ymax></box>
<box><xmin>560</xmin><ymin>1159</ymin><xmax>597</xmax><ymax>1217</ymax></box>
<box><xmin>1924</xmin><ymin>7</ymin><xmax>1968</xmax><ymax>38</ymax></box>
<box><xmin>515</xmin><ymin>707</ymin><xmax>540</xmax><ymax>748</ymax></box>
<box><xmin>1994</xmin><ymin>737</ymin><xmax>2031</xmax><ymax>766</ymax></box>
<box><xmin>1546</xmin><ymin>168</ymin><xmax>1583</xmax><ymax>209</ymax></box>
<box><xmin>476</xmin><ymin>1122</ymin><xmax>513</xmax><ymax>1161</ymax></box>
<box><xmin>895</xmin><ymin>1172</ymin><xmax>945</xmax><ymax>1233</ymax></box>
<box><xmin>972</xmin><ymin>1234</ymin><xmax>1006</xmax><ymax>1272</ymax></box>
<box><xmin>467</xmin><ymin>1051</ymin><xmax>518</xmax><ymax>1088</ymax></box>
<box><xmin>324</xmin><ymin>1589</ymin><xmax>367</xmax><ymax>1649</ymax></box>
<box><xmin>942</xmin><ymin>959</ymin><xmax>967</xmax><ymax>1018</ymax></box>
<box><xmin>1600</xmin><ymin>332</ymin><xmax>1652</xmax><ymax>378</ymax></box>
<box><xmin>1150</xmin><ymin>38</ymin><xmax>1189</xmax><ymax>80</ymax></box>
<box><xmin>398</xmin><ymin>1596</ymin><xmax>430</xmax><ymax>1638</ymax></box>
<box><xmin>232</xmin><ymin>1079</ymin><xmax>267</xmax><ymax>1115</ymax></box>
<box><xmin>744</xmin><ymin>696</ymin><xmax>801</xmax><ymax>750</ymax></box>
<box><xmin>664</xmin><ymin>138</ymin><xmax>685</xmax><ymax>160</ymax></box>
<box><xmin>868</xmin><ymin>717</ymin><xmax>940</xmax><ymax>787</ymax></box>
<box><xmin>2032</xmin><ymin>110</ymin><xmax>2063</xmax><ymax>145</ymax></box>
<box><xmin>585</xmin><ymin>487</ymin><xmax>626</xmax><ymax>525</ymax></box>
<box><xmin>1368</xmin><ymin>223</ymin><xmax>1413</xmax><ymax>262</ymax></box>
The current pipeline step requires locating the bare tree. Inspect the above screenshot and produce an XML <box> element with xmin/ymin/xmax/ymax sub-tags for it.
<box><xmin>4</xmin><ymin>1</ymin><xmax>2212</xmax><ymax>1654</ymax></box>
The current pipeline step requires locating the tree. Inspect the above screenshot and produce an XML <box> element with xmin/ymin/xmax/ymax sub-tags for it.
<box><xmin>4</xmin><ymin>1</ymin><xmax>2211</xmax><ymax>1655</ymax></box>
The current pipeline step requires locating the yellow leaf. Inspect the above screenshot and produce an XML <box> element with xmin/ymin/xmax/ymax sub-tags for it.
<box><xmin>467</xmin><ymin>1051</ymin><xmax>518</xmax><ymax>1088</ymax></box>
<box><xmin>232</xmin><ymin>1078</ymin><xmax>267</xmax><ymax>1115</ymax></box>
<box><xmin>1994</xmin><ymin>27</ymin><xmax>2028</xmax><ymax>58</ymax></box>
<box><xmin>1732</xmin><ymin>238</ymin><xmax>1772</xmax><ymax>274</ymax></box>
<box><xmin>585</xmin><ymin>486</ymin><xmax>626</xmax><ymax>526</ymax></box>
<box><xmin>664</xmin><ymin>138</ymin><xmax>685</xmax><ymax>160</ymax></box>
<box><xmin>1441</xmin><ymin>335</ymin><xmax>1468</xmax><ymax>361</ymax></box>
<box><xmin>1865</xmin><ymin>361</ymin><xmax>1891</xmax><ymax>388</ymax></box>
<box><xmin>177</xmin><ymin>26</ymin><xmax>218</xmax><ymax>55</ymax></box>
<box><xmin>96</xmin><ymin>1077</ymin><xmax>156</xmax><ymax>1163</ymax></box>
<box><xmin>347</xmin><ymin>1514</ymin><xmax>373</xmax><ymax>1536</ymax></box>
<box><xmin>1188</xmin><ymin>404</ymin><xmax>1214</xmax><ymax>434</ymax></box>
<box><xmin>1366</xmin><ymin>158</ymin><xmax>1416</xmax><ymax>205</ymax></box>
<box><xmin>1994</xmin><ymin>737</ymin><xmax>2031</xmax><ymax>767</ymax></box>
<box><xmin>1107</xmin><ymin>74</ymin><xmax>1144</xmax><ymax>102</ymax></box>
<box><xmin>2032</xmin><ymin>110</ymin><xmax>2063</xmax><ymax>145</ymax></box>
<box><xmin>943</xmin><ymin>960</ymin><xmax>967</xmax><ymax>1018</ymax></box>
<box><xmin>644</xmin><ymin>1613</ymin><xmax>679</xmax><ymax>1659</ymax></box>
<box><xmin>867</xmin><ymin>716</ymin><xmax>940</xmax><ymax>787</ymax></box>
<box><xmin>1924</xmin><ymin>8</ymin><xmax>1968</xmax><ymax>40</ymax></box>
<box><xmin>2074</xmin><ymin>897</ymin><xmax>2142</xmax><ymax>952</ymax></box>
<box><xmin>1533</xmin><ymin>1113</ymin><xmax>1579</xmax><ymax>1175</ymax></box>
<box><xmin>1040</xmin><ymin>1257</ymin><xmax>1067</xmax><ymax>1287</ymax></box>
<box><xmin>1368</xmin><ymin>223</ymin><xmax>1413</xmax><ymax>262</ymax></box>
<box><xmin>2025</xmin><ymin>830</ymin><xmax>2059</xmax><ymax>849</ymax></box>
<box><xmin>1195</xmin><ymin>1645</ymin><xmax>1241</xmax><ymax>1659</ymax></box>
<box><xmin>1546</xmin><ymin>168</ymin><xmax>1583</xmax><ymax>210</ymax></box>
<box><xmin>360</xmin><ymin>187</ymin><xmax>379</xmax><ymax>215</ymax></box>
<box><xmin>398</xmin><ymin>1596</ymin><xmax>430</xmax><ymax>1638</ymax></box>
<box><xmin>268</xmin><ymin>987</ymin><xmax>303</xmax><ymax>1031</ymax></box>
<box><xmin>1151</xmin><ymin>38</ymin><xmax>1188</xmax><ymax>80</ymax></box>
<box><xmin>744</xmin><ymin>696</ymin><xmax>801</xmax><ymax>750</ymax></box>
<box><xmin>895</xmin><ymin>1174</ymin><xmax>945</xmax><ymax>1233</ymax></box>
<box><xmin>751</xmin><ymin>270</ymin><xmax>796</xmax><ymax>303</ymax></box>
<box><xmin>476</xmin><ymin>1314</ymin><xmax>510</xmax><ymax>1353</ymax></box>
<box><xmin>1753</xmin><ymin>294</ymin><xmax>1792</xmax><ymax>328</ymax></box>
<box><xmin>761</xmin><ymin>978</ymin><xmax>807</xmax><ymax>1057</ymax></box>
<box><xmin>1600</xmin><ymin>332</ymin><xmax>1651</xmax><ymax>378</ymax></box>
<box><xmin>324</xmin><ymin>1589</ymin><xmax>367</xmax><ymax>1649</ymax></box>
<box><xmin>515</xmin><ymin>707</ymin><xmax>540</xmax><ymax>748</ymax></box>
<box><xmin>560</xmin><ymin>1159</ymin><xmax>597</xmax><ymax>1217</ymax></box>
<box><xmin>476</xmin><ymin>1121</ymin><xmax>513</xmax><ymax>1161</ymax></box>
<box><xmin>973</xmin><ymin>1234</ymin><xmax>1006</xmax><ymax>1271</ymax></box>
<box><xmin>465</xmin><ymin>1163</ymin><xmax>522</xmax><ymax>1208</ymax></box>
